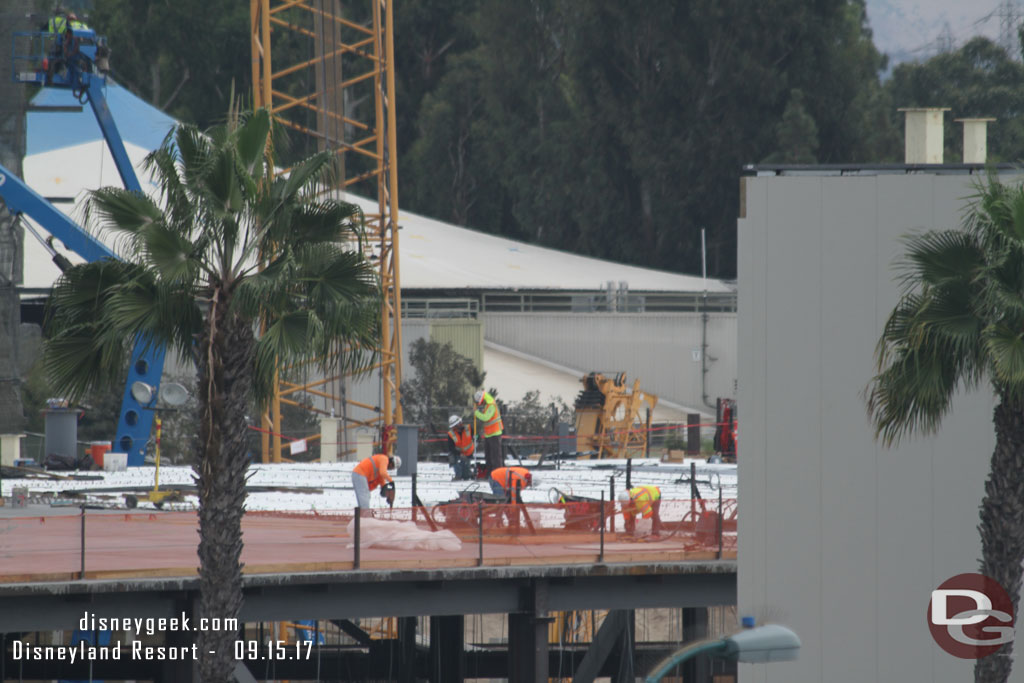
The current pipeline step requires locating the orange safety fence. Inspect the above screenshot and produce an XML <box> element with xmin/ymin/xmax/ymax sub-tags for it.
<box><xmin>0</xmin><ymin>500</ymin><xmax>736</xmax><ymax>583</ymax></box>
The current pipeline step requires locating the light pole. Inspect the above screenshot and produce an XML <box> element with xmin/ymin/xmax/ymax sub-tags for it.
<box><xmin>644</xmin><ymin>624</ymin><xmax>800</xmax><ymax>682</ymax></box>
<box><xmin>124</xmin><ymin>381</ymin><xmax>189</xmax><ymax>509</ymax></box>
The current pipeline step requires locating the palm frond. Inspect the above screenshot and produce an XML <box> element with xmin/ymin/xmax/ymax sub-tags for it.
<box><xmin>235</xmin><ymin>108</ymin><xmax>271</xmax><ymax>178</ymax></box>
<box><xmin>985</xmin><ymin>324</ymin><xmax>1024</xmax><ymax>387</ymax></box>
<box><xmin>895</xmin><ymin>229</ymin><xmax>983</xmax><ymax>292</ymax></box>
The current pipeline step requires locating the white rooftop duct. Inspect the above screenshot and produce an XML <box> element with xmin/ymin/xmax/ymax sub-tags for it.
<box><xmin>898</xmin><ymin>107</ymin><xmax>950</xmax><ymax>164</ymax></box>
<box><xmin>955</xmin><ymin>117</ymin><xmax>996</xmax><ymax>164</ymax></box>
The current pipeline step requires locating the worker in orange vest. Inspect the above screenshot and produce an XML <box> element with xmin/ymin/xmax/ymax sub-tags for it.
<box><xmin>618</xmin><ymin>485</ymin><xmax>663</xmax><ymax>536</ymax></box>
<box><xmin>351</xmin><ymin>453</ymin><xmax>401</xmax><ymax>515</ymax></box>
<box><xmin>474</xmin><ymin>389</ymin><xmax>504</xmax><ymax>474</ymax></box>
<box><xmin>447</xmin><ymin>414</ymin><xmax>475</xmax><ymax>480</ymax></box>
<box><xmin>489</xmin><ymin>466</ymin><xmax>533</xmax><ymax>503</ymax></box>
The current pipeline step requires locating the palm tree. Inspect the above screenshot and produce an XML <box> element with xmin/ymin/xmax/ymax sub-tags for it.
<box><xmin>867</xmin><ymin>174</ymin><xmax>1024</xmax><ymax>683</ymax></box>
<box><xmin>42</xmin><ymin>107</ymin><xmax>379</xmax><ymax>682</ymax></box>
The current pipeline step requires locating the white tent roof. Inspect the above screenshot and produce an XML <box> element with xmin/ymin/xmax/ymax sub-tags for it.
<box><xmin>344</xmin><ymin>194</ymin><xmax>732</xmax><ymax>293</ymax></box>
<box><xmin>21</xmin><ymin>82</ymin><xmax>732</xmax><ymax>296</ymax></box>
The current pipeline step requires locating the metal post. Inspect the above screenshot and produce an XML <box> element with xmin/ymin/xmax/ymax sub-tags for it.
<box><xmin>353</xmin><ymin>508</ymin><xmax>361</xmax><ymax>569</ymax></box>
<box><xmin>477</xmin><ymin>502</ymin><xmax>484</xmax><ymax>567</ymax></box>
<box><xmin>717</xmin><ymin>487</ymin><xmax>723</xmax><ymax>559</ymax></box>
<box><xmin>690</xmin><ymin>461</ymin><xmax>697</xmax><ymax>523</ymax></box>
<box><xmin>79</xmin><ymin>505</ymin><xmax>85</xmax><ymax>579</ymax></box>
<box><xmin>644</xmin><ymin>408</ymin><xmax>651</xmax><ymax>458</ymax></box>
<box><xmin>599</xmin><ymin>491</ymin><xmax>605</xmax><ymax>563</ymax></box>
<box><xmin>411</xmin><ymin>472</ymin><xmax>417</xmax><ymax>522</ymax></box>
<box><xmin>626</xmin><ymin>458</ymin><xmax>632</xmax><ymax>489</ymax></box>
<box><xmin>609</xmin><ymin>476</ymin><xmax>616</xmax><ymax>533</ymax></box>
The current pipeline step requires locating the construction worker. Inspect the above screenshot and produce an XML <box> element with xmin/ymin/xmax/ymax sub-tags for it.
<box><xmin>489</xmin><ymin>466</ymin><xmax>532</xmax><ymax>503</ymax></box>
<box><xmin>618</xmin><ymin>485</ymin><xmax>663</xmax><ymax>536</ymax></box>
<box><xmin>446</xmin><ymin>415</ymin><xmax>474</xmax><ymax>481</ymax></box>
<box><xmin>351</xmin><ymin>453</ymin><xmax>401</xmax><ymax>515</ymax></box>
<box><xmin>473</xmin><ymin>389</ymin><xmax>503</xmax><ymax>474</ymax></box>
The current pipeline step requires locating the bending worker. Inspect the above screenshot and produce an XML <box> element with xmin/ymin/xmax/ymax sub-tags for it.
<box><xmin>351</xmin><ymin>453</ymin><xmax>401</xmax><ymax>515</ymax></box>
<box><xmin>490</xmin><ymin>466</ymin><xmax>532</xmax><ymax>503</ymax></box>
<box><xmin>618</xmin><ymin>485</ymin><xmax>663</xmax><ymax>536</ymax></box>
<box><xmin>473</xmin><ymin>389</ymin><xmax>504</xmax><ymax>474</ymax></box>
<box><xmin>447</xmin><ymin>415</ymin><xmax>475</xmax><ymax>481</ymax></box>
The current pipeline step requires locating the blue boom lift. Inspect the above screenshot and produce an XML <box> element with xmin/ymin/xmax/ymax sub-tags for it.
<box><xmin>0</xmin><ymin>25</ymin><xmax>167</xmax><ymax>466</ymax></box>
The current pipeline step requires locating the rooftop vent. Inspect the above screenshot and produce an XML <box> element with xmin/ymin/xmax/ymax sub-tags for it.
<box><xmin>955</xmin><ymin>118</ymin><xmax>996</xmax><ymax>164</ymax></box>
<box><xmin>898</xmin><ymin>107</ymin><xmax>950</xmax><ymax>164</ymax></box>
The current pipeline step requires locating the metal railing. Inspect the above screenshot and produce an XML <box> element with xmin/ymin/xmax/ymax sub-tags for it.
<box><xmin>480</xmin><ymin>290</ymin><xmax>737</xmax><ymax>314</ymax></box>
<box><xmin>401</xmin><ymin>298</ymin><xmax>479</xmax><ymax>318</ymax></box>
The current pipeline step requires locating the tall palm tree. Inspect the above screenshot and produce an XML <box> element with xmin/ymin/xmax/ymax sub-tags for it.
<box><xmin>42</xmin><ymin>107</ymin><xmax>379</xmax><ymax>682</ymax></box>
<box><xmin>867</xmin><ymin>174</ymin><xmax>1024</xmax><ymax>683</ymax></box>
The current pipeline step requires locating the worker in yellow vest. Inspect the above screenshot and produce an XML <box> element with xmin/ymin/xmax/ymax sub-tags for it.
<box><xmin>618</xmin><ymin>485</ymin><xmax>663</xmax><ymax>536</ymax></box>
<box><xmin>446</xmin><ymin>414</ymin><xmax>475</xmax><ymax>480</ymax></box>
<box><xmin>473</xmin><ymin>389</ymin><xmax>504</xmax><ymax>474</ymax></box>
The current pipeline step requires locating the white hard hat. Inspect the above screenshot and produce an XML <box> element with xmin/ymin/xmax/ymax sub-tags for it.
<box><xmin>617</xmin><ymin>490</ymin><xmax>630</xmax><ymax>502</ymax></box>
<box><xmin>474</xmin><ymin>389</ymin><xmax>484</xmax><ymax>404</ymax></box>
<box><xmin>448</xmin><ymin>414</ymin><xmax>462</xmax><ymax>429</ymax></box>
<box><xmin>390</xmin><ymin>455</ymin><xmax>402</xmax><ymax>470</ymax></box>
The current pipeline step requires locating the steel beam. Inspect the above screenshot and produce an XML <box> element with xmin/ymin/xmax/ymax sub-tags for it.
<box><xmin>0</xmin><ymin>561</ymin><xmax>736</xmax><ymax>633</ymax></box>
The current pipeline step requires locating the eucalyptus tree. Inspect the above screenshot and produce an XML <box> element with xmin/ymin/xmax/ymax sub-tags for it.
<box><xmin>43</xmin><ymin>107</ymin><xmax>379</xmax><ymax>681</ymax></box>
<box><xmin>867</xmin><ymin>175</ymin><xmax>1024</xmax><ymax>682</ymax></box>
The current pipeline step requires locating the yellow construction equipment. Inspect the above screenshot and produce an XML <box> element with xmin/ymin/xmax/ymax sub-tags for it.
<box><xmin>573</xmin><ymin>372</ymin><xmax>657</xmax><ymax>459</ymax></box>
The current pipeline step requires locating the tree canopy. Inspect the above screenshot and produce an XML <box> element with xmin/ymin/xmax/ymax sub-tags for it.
<box><xmin>84</xmin><ymin>0</ymin><xmax>1024</xmax><ymax>279</ymax></box>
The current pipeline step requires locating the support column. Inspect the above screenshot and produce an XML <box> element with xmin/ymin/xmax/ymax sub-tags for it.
<box><xmin>156</xmin><ymin>599</ymin><xmax>196</xmax><ymax>682</ymax></box>
<box><xmin>397</xmin><ymin>616</ymin><xmax>417</xmax><ymax>683</ymax></box>
<box><xmin>682</xmin><ymin>607</ymin><xmax>710</xmax><ymax>682</ymax></box>
<box><xmin>508</xmin><ymin>579</ymin><xmax>549</xmax><ymax>683</ymax></box>
<box><xmin>611</xmin><ymin>609</ymin><xmax>636</xmax><ymax>683</ymax></box>
<box><xmin>429</xmin><ymin>615</ymin><xmax>464</xmax><ymax>682</ymax></box>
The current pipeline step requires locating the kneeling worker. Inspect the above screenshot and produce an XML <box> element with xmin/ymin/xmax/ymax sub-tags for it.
<box><xmin>447</xmin><ymin>414</ymin><xmax>475</xmax><ymax>481</ymax></box>
<box><xmin>352</xmin><ymin>453</ymin><xmax>402</xmax><ymax>515</ymax></box>
<box><xmin>618</xmin><ymin>485</ymin><xmax>662</xmax><ymax>536</ymax></box>
<box><xmin>489</xmin><ymin>466</ymin><xmax>532</xmax><ymax>503</ymax></box>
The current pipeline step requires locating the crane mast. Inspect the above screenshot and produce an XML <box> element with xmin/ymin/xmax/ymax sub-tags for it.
<box><xmin>249</xmin><ymin>0</ymin><xmax>403</xmax><ymax>461</ymax></box>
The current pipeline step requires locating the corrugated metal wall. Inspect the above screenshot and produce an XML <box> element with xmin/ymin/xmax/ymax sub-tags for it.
<box><xmin>483</xmin><ymin>312</ymin><xmax>736</xmax><ymax>412</ymax></box>
<box><xmin>429</xmin><ymin>318</ymin><xmax>484</xmax><ymax>369</ymax></box>
<box><xmin>739</xmin><ymin>172</ymin><xmax>1004</xmax><ymax>683</ymax></box>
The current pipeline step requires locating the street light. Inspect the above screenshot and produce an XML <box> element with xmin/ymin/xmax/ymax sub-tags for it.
<box><xmin>124</xmin><ymin>382</ymin><xmax>190</xmax><ymax>509</ymax></box>
<box><xmin>644</xmin><ymin>624</ymin><xmax>800</xmax><ymax>682</ymax></box>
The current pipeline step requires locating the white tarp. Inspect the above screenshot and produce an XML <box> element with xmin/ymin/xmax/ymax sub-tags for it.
<box><xmin>346</xmin><ymin>517</ymin><xmax>462</xmax><ymax>552</ymax></box>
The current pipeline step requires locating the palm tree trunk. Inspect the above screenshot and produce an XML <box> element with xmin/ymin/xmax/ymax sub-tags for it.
<box><xmin>976</xmin><ymin>395</ymin><xmax>1024</xmax><ymax>683</ymax></box>
<box><xmin>195</xmin><ymin>289</ymin><xmax>254</xmax><ymax>682</ymax></box>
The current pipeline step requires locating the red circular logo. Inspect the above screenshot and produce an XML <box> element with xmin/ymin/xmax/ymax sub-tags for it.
<box><xmin>928</xmin><ymin>573</ymin><xmax>1015</xmax><ymax>659</ymax></box>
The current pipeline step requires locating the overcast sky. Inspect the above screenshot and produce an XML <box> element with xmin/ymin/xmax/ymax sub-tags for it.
<box><xmin>865</xmin><ymin>0</ymin><xmax>1007</xmax><ymax>61</ymax></box>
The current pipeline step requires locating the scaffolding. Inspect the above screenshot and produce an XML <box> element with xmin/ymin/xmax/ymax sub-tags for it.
<box><xmin>250</xmin><ymin>0</ymin><xmax>403</xmax><ymax>462</ymax></box>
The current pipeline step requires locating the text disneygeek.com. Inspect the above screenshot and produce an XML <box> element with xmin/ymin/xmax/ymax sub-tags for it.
<box><xmin>5</xmin><ymin>611</ymin><xmax>321</xmax><ymax>663</ymax></box>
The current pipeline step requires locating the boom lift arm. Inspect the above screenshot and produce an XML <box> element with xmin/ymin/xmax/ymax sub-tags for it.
<box><xmin>0</xmin><ymin>28</ymin><xmax>167</xmax><ymax>465</ymax></box>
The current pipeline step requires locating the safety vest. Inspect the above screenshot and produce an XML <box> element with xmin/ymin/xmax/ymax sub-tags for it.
<box><xmin>490</xmin><ymin>467</ymin><xmax>529</xmax><ymax>499</ymax></box>
<box><xmin>353</xmin><ymin>453</ymin><xmax>391</xmax><ymax>490</ymax></box>
<box><xmin>474</xmin><ymin>392</ymin><xmax>503</xmax><ymax>437</ymax></box>
<box><xmin>628</xmin><ymin>486</ymin><xmax>661</xmax><ymax>519</ymax></box>
<box><xmin>448</xmin><ymin>427</ymin><xmax>474</xmax><ymax>457</ymax></box>
<box><xmin>48</xmin><ymin>15</ymin><xmax>68</xmax><ymax>34</ymax></box>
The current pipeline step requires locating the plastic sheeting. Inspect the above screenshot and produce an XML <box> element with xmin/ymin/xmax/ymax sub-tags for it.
<box><xmin>346</xmin><ymin>517</ymin><xmax>462</xmax><ymax>552</ymax></box>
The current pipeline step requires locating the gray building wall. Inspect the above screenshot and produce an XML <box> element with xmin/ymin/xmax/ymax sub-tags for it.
<box><xmin>738</xmin><ymin>172</ymin><xmax>1011</xmax><ymax>682</ymax></box>
<box><xmin>484</xmin><ymin>312</ymin><xmax>736</xmax><ymax>412</ymax></box>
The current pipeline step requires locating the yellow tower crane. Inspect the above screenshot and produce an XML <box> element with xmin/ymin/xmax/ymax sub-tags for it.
<box><xmin>249</xmin><ymin>0</ymin><xmax>403</xmax><ymax>462</ymax></box>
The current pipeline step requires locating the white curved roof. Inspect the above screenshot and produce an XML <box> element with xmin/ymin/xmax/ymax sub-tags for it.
<box><xmin>345</xmin><ymin>194</ymin><xmax>732</xmax><ymax>293</ymax></box>
<box><xmin>22</xmin><ymin>82</ymin><xmax>731</xmax><ymax>295</ymax></box>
